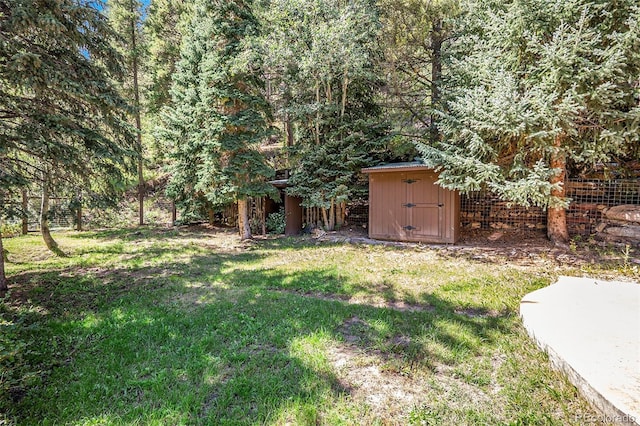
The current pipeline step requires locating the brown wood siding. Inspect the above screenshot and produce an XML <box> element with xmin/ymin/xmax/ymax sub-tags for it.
<box><xmin>365</xmin><ymin>167</ymin><xmax>460</xmax><ymax>244</ymax></box>
<box><xmin>284</xmin><ymin>195</ymin><xmax>303</xmax><ymax>236</ymax></box>
<box><xmin>369</xmin><ymin>172</ymin><xmax>407</xmax><ymax>240</ymax></box>
<box><xmin>407</xmin><ymin>171</ymin><xmax>441</xmax><ymax>239</ymax></box>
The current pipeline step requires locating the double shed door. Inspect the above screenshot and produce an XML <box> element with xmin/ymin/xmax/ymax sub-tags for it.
<box><xmin>369</xmin><ymin>170</ymin><xmax>444</xmax><ymax>241</ymax></box>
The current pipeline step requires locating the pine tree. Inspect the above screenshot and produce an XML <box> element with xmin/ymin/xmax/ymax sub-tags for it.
<box><xmin>107</xmin><ymin>0</ymin><xmax>146</xmax><ymax>225</ymax></box>
<box><xmin>0</xmin><ymin>0</ymin><xmax>136</xmax><ymax>279</ymax></box>
<box><xmin>258</xmin><ymin>0</ymin><xmax>390</xmax><ymax>230</ymax></box>
<box><xmin>161</xmin><ymin>0</ymin><xmax>275</xmax><ymax>239</ymax></box>
<box><xmin>418</xmin><ymin>0</ymin><xmax>640</xmax><ymax>244</ymax></box>
<box><xmin>378</xmin><ymin>0</ymin><xmax>460</xmax><ymax>143</ymax></box>
<box><xmin>145</xmin><ymin>0</ymin><xmax>193</xmax><ymax>115</ymax></box>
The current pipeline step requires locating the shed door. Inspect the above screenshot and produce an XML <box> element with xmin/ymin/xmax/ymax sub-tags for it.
<box><xmin>404</xmin><ymin>172</ymin><xmax>442</xmax><ymax>239</ymax></box>
<box><xmin>369</xmin><ymin>173</ymin><xmax>408</xmax><ymax>239</ymax></box>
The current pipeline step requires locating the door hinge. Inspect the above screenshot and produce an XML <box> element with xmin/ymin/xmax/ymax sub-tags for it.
<box><xmin>402</xmin><ymin>179</ymin><xmax>417</xmax><ymax>184</ymax></box>
<box><xmin>403</xmin><ymin>203</ymin><xmax>416</xmax><ymax>208</ymax></box>
<box><xmin>403</xmin><ymin>225</ymin><xmax>416</xmax><ymax>231</ymax></box>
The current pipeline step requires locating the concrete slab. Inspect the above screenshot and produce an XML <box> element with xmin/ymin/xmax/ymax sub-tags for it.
<box><xmin>520</xmin><ymin>276</ymin><xmax>640</xmax><ymax>425</ymax></box>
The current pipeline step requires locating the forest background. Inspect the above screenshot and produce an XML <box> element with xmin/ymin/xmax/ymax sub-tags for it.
<box><xmin>1</xmin><ymin>0</ymin><xmax>639</xmax><ymax>285</ymax></box>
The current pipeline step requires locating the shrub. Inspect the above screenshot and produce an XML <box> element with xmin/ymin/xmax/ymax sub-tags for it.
<box><xmin>266</xmin><ymin>208</ymin><xmax>286</xmax><ymax>234</ymax></box>
<box><xmin>0</xmin><ymin>222</ymin><xmax>21</xmax><ymax>238</ymax></box>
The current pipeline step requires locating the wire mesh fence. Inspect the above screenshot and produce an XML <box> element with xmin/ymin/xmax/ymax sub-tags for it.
<box><xmin>460</xmin><ymin>192</ymin><xmax>546</xmax><ymax>232</ymax></box>
<box><xmin>460</xmin><ymin>179</ymin><xmax>640</xmax><ymax>236</ymax></box>
<box><xmin>4</xmin><ymin>196</ymin><xmax>176</xmax><ymax>232</ymax></box>
<box><xmin>22</xmin><ymin>197</ymin><xmax>75</xmax><ymax>230</ymax></box>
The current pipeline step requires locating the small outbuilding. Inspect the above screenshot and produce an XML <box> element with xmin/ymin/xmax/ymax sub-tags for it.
<box><xmin>362</xmin><ymin>162</ymin><xmax>460</xmax><ymax>244</ymax></box>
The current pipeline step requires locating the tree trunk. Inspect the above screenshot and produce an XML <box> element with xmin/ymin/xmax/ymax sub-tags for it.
<box><xmin>430</xmin><ymin>18</ymin><xmax>443</xmax><ymax>144</ymax></box>
<box><xmin>131</xmin><ymin>2</ymin><xmax>144</xmax><ymax>227</ymax></box>
<box><xmin>321</xmin><ymin>206</ymin><xmax>329</xmax><ymax>230</ymax></box>
<box><xmin>238</xmin><ymin>199</ymin><xmax>252</xmax><ymax>240</ymax></box>
<box><xmin>21</xmin><ymin>189</ymin><xmax>28</xmax><ymax>235</ymax></box>
<box><xmin>341</xmin><ymin>67</ymin><xmax>348</xmax><ymax>118</ymax></box>
<box><xmin>315</xmin><ymin>81</ymin><xmax>321</xmax><ymax>145</ymax></box>
<box><xmin>208</xmin><ymin>208</ymin><xmax>215</xmax><ymax>225</ymax></box>
<box><xmin>0</xmin><ymin>225</ymin><xmax>6</xmax><ymax>291</ymax></box>
<box><xmin>547</xmin><ymin>134</ymin><xmax>570</xmax><ymax>245</ymax></box>
<box><xmin>261</xmin><ymin>198</ymin><xmax>266</xmax><ymax>236</ymax></box>
<box><xmin>328</xmin><ymin>198</ymin><xmax>335</xmax><ymax>231</ymax></box>
<box><xmin>171</xmin><ymin>201</ymin><xmax>177</xmax><ymax>226</ymax></box>
<box><xmin>285</xmin><ymin>113</ymin><xmax>294</xmax><ymax>148</ymax></box>
<box><xmin>40</xmin><ymin>177</ymin><xmax>63</xmax><ymax>256</ymax></box>
<box><xmin>76</xmin><ymin>204</ymin><xmax>82</xmax><ymax>231</ymax></box>
<box><xmin>336</xmin><ymin>201</ymin><xmax>346</xmax><ymax>228</ymax></box>
<box><xmin>75</xmin><ymin>191</ymin><xmax>82</xmax><ymax>231</ymax></box>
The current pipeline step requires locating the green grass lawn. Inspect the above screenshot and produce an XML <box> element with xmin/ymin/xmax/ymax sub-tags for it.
<box><xmin>1</xmin><ymin>227</ymin><xmax>635</xmax><ymax>425</ymax></box>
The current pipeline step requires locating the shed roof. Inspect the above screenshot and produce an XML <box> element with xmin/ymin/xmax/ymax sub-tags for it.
<box><xmin>361</xmin><ymin>161</ymin><xmax>432</xmax><ymax>174</ymax></box>
<box><xmin>268</xmin><ymin>179</ymin><xmax>289</xmax><ymax>188</ymax></box>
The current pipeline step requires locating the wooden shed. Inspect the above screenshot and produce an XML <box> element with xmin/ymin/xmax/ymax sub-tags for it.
<box><xmin>362</xmin><ymin>162</ymin><xmax>460</xmax><ymax>244</ymax></box>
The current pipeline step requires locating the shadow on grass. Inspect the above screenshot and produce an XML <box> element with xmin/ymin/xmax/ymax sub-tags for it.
<box><xmin>2</xmin><ymin>237</ymin><xmax>518</xmax><ymax>424</ymax></box>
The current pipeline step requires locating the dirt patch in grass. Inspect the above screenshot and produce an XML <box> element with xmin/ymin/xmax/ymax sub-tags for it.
<box><xmin>319</xmin><ymin>227</ymin><xmax>640</xmax><ymax>273</ymax></box>
<box><xmin>272</xmin><ymin>290</ymin><xmax>511</xmax><ymax>320</ymax></box>
<box><xmin>326</xmin><ymin>341</ymin><xmax>496</xmax><ymax>424</ymax></box>
<box><xmin>327</xmin><ymin>343</ymin><xmax>427</xmax><ymax>420</ymax></box>
<box><xmin>271</xmin><ymin>289</ymin><xmax>436</xmax><ymax>313</ymax></box>
<box><xmin>168</xmin><ymin>285</ymin><xmax>246</xmax><ymax>310</ymax></box>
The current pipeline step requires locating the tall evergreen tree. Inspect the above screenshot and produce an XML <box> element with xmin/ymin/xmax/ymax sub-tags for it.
<box><xmin>258</xmin><ymin>0</ymin><xmax>390</xmax><ymax>230</ymax></box>
<box><xmin>378</xmin><ymin>0</ymin><xmax>459</xmax><ymax>143</ymax></box>
<box><xmin>160</xmin><ymin>0</ymin><xmax>275</xmax><ymax>240</ymax></box>
<box><xmin>418</xmin><ymin>0</ymin><xmax>640</xmax><ymax>244</ymax></box>
<box><xmin>0</xmin><ymin>0</ymin><xmax>136</xmax><ymax>285</ymax></box>
<box><xmin>108</xmin><ymin>0</ymin><xmax>146</xmax><ymax>225</ymax></box>
<box><xmin>145</xmin><ymin>0</ymin><xmax>192</xmax><ymax>115</ymax></box>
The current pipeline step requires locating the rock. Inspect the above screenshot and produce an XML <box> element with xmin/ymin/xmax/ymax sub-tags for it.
<box><xmin>604</xmin><ymin>225</ymin><xmax>640</xmax><ymax>239</ymax></box>
<box><xmin>604</xmin><ymin>205</ymin><xmax>640</xmax><ymax>224</ymax></box>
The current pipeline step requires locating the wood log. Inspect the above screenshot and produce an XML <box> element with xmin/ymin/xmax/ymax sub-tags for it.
<box><xmin>599</xmin><ymin>218</ymin><xmax>640</xmax><ymax>227</ymax></box>
<box><xmin>603</xmin><ymin>225</ymin><xmax>640</xmax><ymax>239</ymax></box>
<box><xmin>604</xmin><ymin>205</ymin><xmax>640</xmax><ymax>224</ymax></box>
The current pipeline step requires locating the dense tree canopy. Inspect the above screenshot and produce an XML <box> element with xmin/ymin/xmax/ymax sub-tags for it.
<box><xmin>379</xmin><ymin>0</ymin><xmax>459</xmax><ymax>143</ymax></box>
<box><xmin>107</xmin><ymin>0</ymin><xmax>146</xmax><ymax>225</ymax></box>
<box><xmin>418</xmin><ymin>0</ymin><xmax>640</xmax><ymax>243</ymax></box>
<box><xmin>1</xmin><ymin>0</ymin><xmax>638</xmax><ymax>259</ymax></box>
<box><xmin>0</xmin><ymin>0</ymin><xmax>136</xmax><ymax>286</ymax></box>
<box><xmin>160</xmin><ymin>0</ymin><xmax>276</xmax><ymax>239</ymax></box>
<box><xmin>257</xmin><ymin>0</ymin><xmax>391</xmax><ymax>230</ymax></box>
